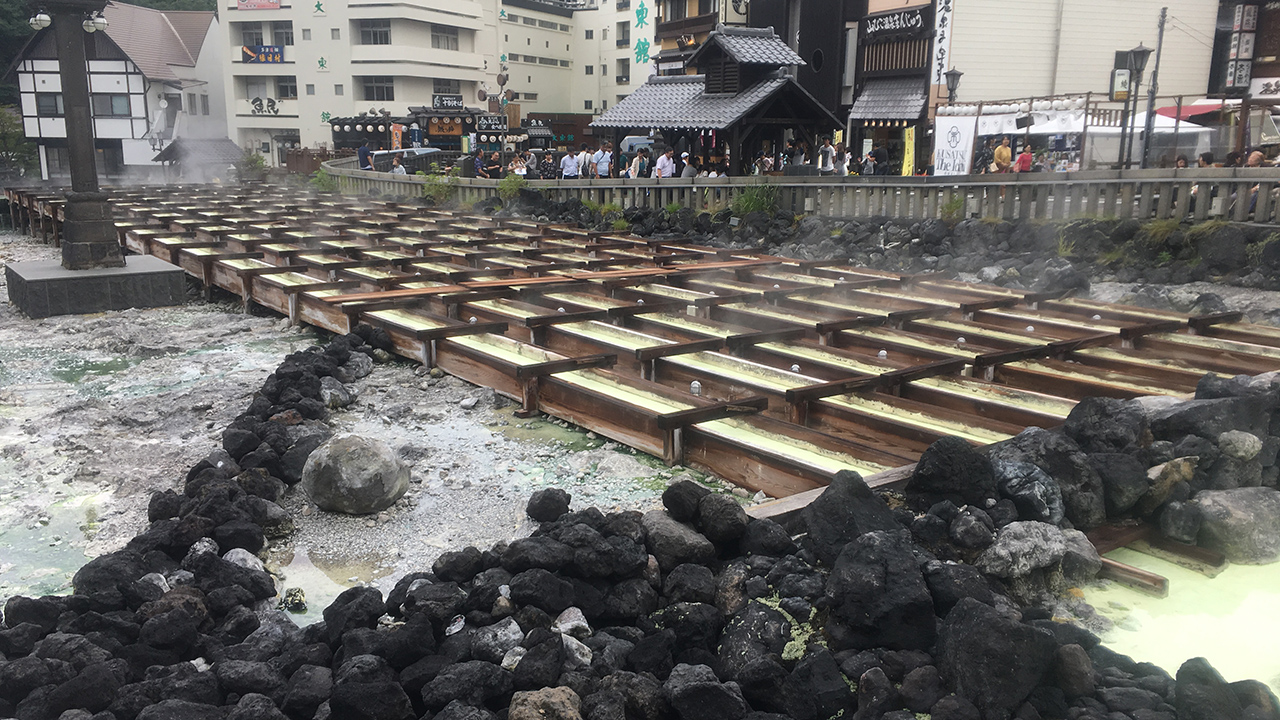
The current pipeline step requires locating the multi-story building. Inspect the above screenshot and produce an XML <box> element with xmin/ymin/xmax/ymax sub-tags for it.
<box><xmin>9</xmin><ymin>2</ymin><xmax>226</xmax><ymax>181</ymax></box>
<box><xmin>653</xmin><ymin>0</ymin><xmax>749</xmax><ymax>75</ymax></box>
<box><xmin>221</xmin><ymin>0</ymin><xmax>496</xmax><ymax>163</ymax></box>
<box><xmin>222</xmin><ymin>0</ymin><xmax>654</xmax><ymax>164</ymax></box>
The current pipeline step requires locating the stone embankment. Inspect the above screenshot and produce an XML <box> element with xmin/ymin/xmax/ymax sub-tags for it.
<box><xmin>1</xmin><ymin>323</ymin><xmax>1279</xmax><ymax>720</ymax></box>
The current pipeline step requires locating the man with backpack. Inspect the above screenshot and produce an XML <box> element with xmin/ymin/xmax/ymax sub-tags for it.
<box><xmin>592</xmin><ymin>142</ymin><xmax>614</xmax><ymax>179</ymax></box>
<box><xmin>576</xmin><ymin>143</ymin><xmax>592</xmax><ymax>179</ymax></box>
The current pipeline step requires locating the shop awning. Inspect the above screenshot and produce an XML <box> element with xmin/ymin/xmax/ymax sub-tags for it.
<box><xmin>1155</xmin><ymin>101</ymin><xmax>1226</xmax><ymax>120</ymax></box>
<box><xmin>524</xmin><ymin>125</ymin><xmax>554</xmax><ymax>138</ymax></box>
<box><xmin>848</xmin><ymin>78</ymin><xmax>929</xmax><ymax>121</ymax></box>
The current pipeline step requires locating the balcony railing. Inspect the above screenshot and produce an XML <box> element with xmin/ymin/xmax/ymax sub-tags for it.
<box><xmin>616</xmin><ymin>75</ymin><xmax>630</xmax><ymax>84</ymax></box>
<box><xmin>617</xmin><ymin>37</ymin><xmax>630</xmax><ymax>47</ymax></box>
<box><xmin>656</xmin><ymin>11</ymin><xmax>717</xmax><ymax>40</ymax></box>
<box><xmin>616</xmin><ymin>0</ymin><xmax>630</xmax><ymax>9</ymax></box>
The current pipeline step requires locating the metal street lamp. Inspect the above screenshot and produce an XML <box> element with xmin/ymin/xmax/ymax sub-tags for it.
<box><xmin>28</xmin><ymin>11</ymin><xmax>51</xmax><ymax>29</ymax></box>
<box><xmin>1122</xmin><ymin>44</ymin><xmax>1152</xmax><ymax>167</ymax></box>
<box><xmin>944</xmin><ymin>68</ymin><xmax>963</xmax><ymax>105</ymax></box>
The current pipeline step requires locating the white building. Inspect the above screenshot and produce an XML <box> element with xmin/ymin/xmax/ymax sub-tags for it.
<box><xmin>10</xmin><ymin>2</ymin><xmax>227</xmax><ymax>181</ymax></box>
<box><xmin>220</xmin><ymin>0</ymin><xmax>653</xmax><ymax>163</ymax></box>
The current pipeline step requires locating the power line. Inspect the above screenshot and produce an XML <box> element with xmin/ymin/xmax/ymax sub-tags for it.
<box><xmin>1167</xmin><ymin>15</ymin><xmax>1215</xmax><ymax>44</ymax></box>
<box><xmin>1167</xmin><ymin>23</ymin><xmax>1214</xmax><ymax>50</ymax></box>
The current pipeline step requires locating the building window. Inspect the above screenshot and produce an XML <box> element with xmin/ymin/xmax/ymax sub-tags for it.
<box><xmin>272</xmin><ymin>21</ymin><xmax>294</xmax><ymax>46</ymax></box>
<box><xmin>335</xmin><ymin>84</ymin><xmax>344</xmax><ymax>96</ymax></box>
<box><xmin>302</xmin><ymin>28</ymin><xmax>311</xmax><ymax>40</ymax></box>
<box><xmin>538</xmin><ymin>19</ymin><xmax>557</xmax><ymax>29</ymax></box>
<box><xmin>506</xmin><ymin>13</ymin><xmax>518</xmax><ymax>22</ymax></box>
<box><xmin>616</xmin><ymin>21</ymin><xmax>629</xmax><ymax>45</ymax></box>
<box><xmin>431</xmin><ymin>24</ymin><xmax>459</xmax><ymax>50</ymax></box>
<box><xmin>504</xmin><ymin>34</ymin><xmax>508</xmax><ymax>42</ymax></box>
<box><xmin>559</xmin><ymin>59</ymin><xmax>570</xmax><ymax>67</ymax></box>
<box><xmin>559</xmin><ymin>23</ymin><xmax>569</xmax><ymax>31</ymax></box>
<box><xmin>665</xmin><ymin>0</ymin><xmax>686</xmax><ymax>21</ymax></box>
<box><xmin>247</xmin><ymin>77</ymin><xmax>268</xmax><ymax>98</ymax></box>
<box><xmin>433</xmin><ymin>78</ymin><xmax>460</xmax><ymax>94</ymax></box>
<box><xmin>602</xmin><ymin>28</ymin><xmax>608</xmax><ymax>40</ymax></box>
<box><xmin>526</xmin><ymin>38</ymin><xmax>530</xmax><ymax>45</ymax></box>
<box><xmin>276</xmin><ymin>76</ymin><xmax>298</xmax><ymax>99</ymax></box>
<box><xmin>585</xmin><ymin>65</ymin><xmax>594</xmax><ymax>75</ymax></box>
<box><xmin>358</xmin><ymin>19</ymin><xmax>390</xmax><ymax>45</ymax></box>
<box><xmin>585</xmin><ymin>29</ymin><xmax>593</xmax><ymax>39</ymax></box>
<box><xmin>331</xmin><ymin>28</ymin><xmax>341</xmax><ymax>40</ymax></box>
<box><xmin>523</xmin><ymin>92</ymin><xmax>538</xmax><ymax>101</ymax></box>
<box><xmin>361</xmin><ymin>76</ymin><xmax>394</xmax><ymax>101</ymax></box>
<box><xmin>241</xmin><ymin>24</ymin><xmax>264</xmax><ymax>46</ymax></box>
<box><xmin>200</xmin><ymin>95</ymin><xmax>210</xmax><ymax>115</ymax></box>
<box><xmin>601</xmin><ymin>99</ymin><xmax>608</xmax><ymax>109</ymax></box>
<box><xmin>584</xmin><ymin>100</ymin><xmax>593</xmax><ymax>109</ymax></box>
<box><xmin>186</xmin><ymin>93</ymin><xmax>196</xmax><ymax>113</ymax></box>
<box><xmin>305</xmin><ymin>83</ymin><xmax>316</xmax><ymax>95</ymax></box>
<box><xmin>601</xmin><ymin>64</ymin><xmax>607</xmax><ymax>75</ymax></box>
<box><xmin>35</xmin><ymin>93</ymin><xmax>64</xmax><ymax>117</ymax></box>
<box><xmin>90</xmin><ymin>94</ymin><xmax>130</xmax><ymax>117</ymax></box>
<box><xmin>522</xmin><ymin>16</ymin><xmax>536</xmax><ymax>25</ymax></box>
<box><xmin>698</xmin><ymin>0</ymin><xmax>717</xmax><ymax>15</ymax></box>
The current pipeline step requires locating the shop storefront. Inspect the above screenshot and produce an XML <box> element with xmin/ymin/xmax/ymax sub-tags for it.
<box><xmin>847</xmin><ymin>6</ymin><xmax>934</xmax><ymax>174</ymax></box>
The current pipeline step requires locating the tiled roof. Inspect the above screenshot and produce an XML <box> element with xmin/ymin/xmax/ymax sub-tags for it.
<box><xmin>153</xmin><ymin>137</ymin><xmax>245</xmax><ymax>166</ymax></box>
<box><xmin>102</xmin><ymin>3</ymin><xmax>213</xmax><ymax>82</ymax></box>
<box><xmin>688</xmin><ymin>24</ymin><xmax>805</xmax><ymax>67</ymax></box>
<box><xmin>848</xmin><ymin>77</ymin><xmax>929</xmax><ymax>121</ymax></box>
<box><xmin>590</xmin><ymin>73</ymin><xmax>789</xmax><ymax>130</ymax></box>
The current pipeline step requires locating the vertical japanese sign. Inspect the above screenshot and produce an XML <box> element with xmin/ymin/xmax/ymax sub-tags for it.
<box><xmin>933</xmin><ymin>115</ymin><xmax>977</xmax><ymax>176</ymax></box>
<box><xmin>932</xmin><ymin>0</ymin><xmax>954</xmax><ymax>86</ymax></box>
<box><xmin>634</xmin><ymin>1</ymin><xmax>651</xmax><ymax>64</ymax></box>
<box><xmin>1227</xmin><ymin>3</ymin><xmax>1259</xmax><ymax>89</ymax></box>
<box><xmin>391</xmin><ymin>124</ymin><xmax>404</xmax><ymax>150</ymax></box>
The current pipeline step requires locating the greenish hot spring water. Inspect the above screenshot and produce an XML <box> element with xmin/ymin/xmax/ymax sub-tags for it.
<box><xmin>1085</xmin><ymin>548</ymin><xmax>1280</xmax><ymax>693</ymax></box>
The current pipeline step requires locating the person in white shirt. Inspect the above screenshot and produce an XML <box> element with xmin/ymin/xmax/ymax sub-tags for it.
<box><xmin>593</xmin><ymin>142</ymin><xmax>614</xmax><ymax>179</ymax></box>
<box><xmin>560</xmin><ymin>149</ymin><xmax>580</xmax><ymax>178</ymax></box>
<box><xmin>576</xmin><ymin>143</ymin><xmax>592</xmax><ymax>179</ymax></box>
<box><xmin>654</xmin><ymin>147</ymin><xmax>677</xmax><ymax>178</ymax></box>
<box><xmin>818</xmin><ymin>137</ymin><xmax>835</xmax><ymax>176</ymax></box>
<box><xmin>680</xmin><ymin>153</ymin><xmax>697</xmax><ymax>178</ymax></box>
<box><xmin>389</xmin><ymin>156</ymin><xmax>407</xmax><ymax>175</ymax></box>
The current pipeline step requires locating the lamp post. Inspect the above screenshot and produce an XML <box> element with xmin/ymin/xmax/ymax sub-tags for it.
<box><xmin>944</xmin><ymin>68</ymin><xmax>963</xmax><ymax>105</ymax></box>
<box><xmin>1140</xmin><ymin>8</ymin><xmax>1167</xmax><ymax>169</ymax></box>
<box><xmin>29</xmin><ymin>0</ymin><xmax>123</xmax><ymax>269</ymax></box>
<box><xmin>1123</xmin><ymin>43</ymin><xmax>1152</xmax><ymax>169</ymax></box>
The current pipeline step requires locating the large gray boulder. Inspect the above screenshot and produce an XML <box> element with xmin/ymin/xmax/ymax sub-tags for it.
<box><xmin>975</xmin><ymin>521</ymin><xmax>1067</xmax><ymax>578</ymax></box>
<box><xmin>1192</xmin><ymin>487</ymin><xmax>1280</xmax><ymax>563</ymax></box>
<box><xmin>301</xmin><ymin>435</ymin><xmax>409</xmax><ymax>515</ymax></box>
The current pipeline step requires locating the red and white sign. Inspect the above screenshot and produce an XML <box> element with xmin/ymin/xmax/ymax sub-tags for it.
<box><xmin>237</xmin><ymin>0</ymin><xmax>280</xmax><ymax>9</ymax></box>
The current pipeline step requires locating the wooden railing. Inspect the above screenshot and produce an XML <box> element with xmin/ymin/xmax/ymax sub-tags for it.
<box><xmin>321</xmin><ymin>157</ymin><xmax>1280</xmax><ymax>225</ymax></box>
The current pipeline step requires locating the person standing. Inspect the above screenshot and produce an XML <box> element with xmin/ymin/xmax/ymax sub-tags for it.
<box><xmin>1014</xmin><ymin>144</ymin><xmax>1034</xmax><ymax>173</ymax></box>
<box><xmin>993</xmin><ymin>136</ymin><xmax>1013</xmax><ymax>173</ymax></box>
<box><xmin>560</xmin><ymin>147</ymin><xmax>580</xmax><ymax>179</ymax></box>
<box><xmin>628</xmin><ymin>148</ymin><xmax>650</xmax><ymax>179</ymax></box>
<box><xmin>593</xmin><ymin>142</ymin><xmax>614</xmax><ymax>179</ymax></box>
<box><xmin>484</xmin><ymin>151</ymin><xmax>503</xmax><ymax>179</ymax></box>
<box><xmin>973</xmin><ymin>138</ymin><xmax>994</xmax><ymax>175</ymax></box>
<box><xmin>834</xmin><ymin>142</ymin><xmax>848</xmax><ymax>176</ymax></box>
<box><xmin>576</xmin><ymin>143</ymin><xmax>592</xmax><ymax>179</ymax></box>
<box><xmin>655</xmin><ymin>147</ymin><xmax>677</xmax><ymax>178</ymax></box>
<box><xmin>540</xmin><ymin>150</ymin><xmax>559</xmax><ymax>179</ymax></box>
<box><xmin>818</xmin><ymin>137</ymin><xmax>835</xmax><ymax>176</ymax></box>
<box><xmin>681</xmin><ymin>154</ymin><xmax>697</xmax><ymax>178</ymax></box>
<box><xmin>861</xmin><ymin>151</ymin><xmax>876</xmax><ymax>176</ymax></box>
<box><xmin>358</xmin><ymin>141</ymin><xmax>374</xmax><ymax>171</ymax></box>
<box><xmin>473</xmin><ymin>149</ymin><xmax>489</xmax><ymax>178</ymax></box>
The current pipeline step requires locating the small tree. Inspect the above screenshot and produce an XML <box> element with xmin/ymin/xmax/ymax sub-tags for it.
<box><xmin>0</xmin><ymin>106</ymin><xmax>37</xmax><ymax>180</ymax></box>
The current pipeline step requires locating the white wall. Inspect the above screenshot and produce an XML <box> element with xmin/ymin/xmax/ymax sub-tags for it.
<box><xmin>947</xmin><ymin>0</ymin><xmax>1218</xmax><ymax>104</ymax></box>
<box><xmin>178</xmin><ymin>18</ymin><xmax>229</xmax><ymax>139</ymax></box>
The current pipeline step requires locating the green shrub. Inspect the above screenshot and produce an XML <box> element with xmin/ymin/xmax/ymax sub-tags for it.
<box><xmin>498</xmin><ymin>173</ymin><xmax>529</xmax><ymax>202</ymax></box>
<box><xmin>309</xmin><ymin>168</ymin><xmax>338</xmax><ymax>193</ymax></box>
<box><xmin>731</xmin><ymin>181</ymin><xmax>780</xmax><ymax>217</ymax></box>
<box><xmin>665</xmin><ymin>201</ymin><xmax>683</xmax><ymax>215</ymax></box>
<box><xmin>1139</xmin><ymin>219</ymin><xmax>1182</xmax><ymax>246</ymax></box>
<box><xmin>611</xmin><ymin>218</ymin><xmax>630</xmax><ymax>232</ymax></box>
<box><xmin>1186</xmin><ymin>219</ymin><xmax>1228</xmax><ymax>241</ymax></box>
<box><xmin>1156</xmin><ymin>250</ymin><xmax>1173</xmax><ymax>265</ymax></box>
<box><xmin>581</xmin><ymin>198</ymin><xmax>602</xmax><ymax>213</ymax></box>
<box><xmin>1056</xmin><ymin>234</ymin><xmax>1076</xmax><ymax>258</ymax></box>
<box><xmin>601</xmin><ymin>202</ymin><xmax>623</xmax><ymax>216</ymax></box>
<box><xmin>420</xmin><ymin>170</ymin><xmax>458</xmax><ymax>206</ymax></box>
<box><xmin>940</xmin><ymin>197</ymin><xmax>965</xmax><ymax>224</ymax></box>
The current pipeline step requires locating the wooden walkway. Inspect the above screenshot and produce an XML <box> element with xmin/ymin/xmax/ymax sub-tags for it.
<box><xmin>9</xmin><ymin>183</ymin><xmax>1280</xmax><ymax>504</ymax></box>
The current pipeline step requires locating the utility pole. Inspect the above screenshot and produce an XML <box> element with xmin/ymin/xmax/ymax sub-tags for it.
<box><xmin>1140</xmin><ymin>7</ymin><xmax>1167</xmax><ymax>169</ymax></box>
